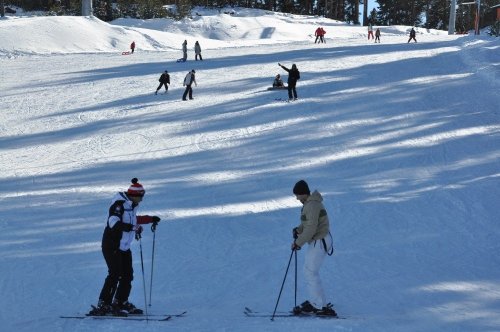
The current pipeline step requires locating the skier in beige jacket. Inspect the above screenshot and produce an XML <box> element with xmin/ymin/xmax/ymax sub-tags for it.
<box><xmin>292</xmin><ymin>180</ymin><xmax>336</xmax><ymax>316</ymax></box>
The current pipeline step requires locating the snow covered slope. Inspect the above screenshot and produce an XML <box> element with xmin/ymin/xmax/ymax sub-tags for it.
<box><xmin>0</xmin><ymin>8</ymin><xmax>499</xmax><ymax>332</ymax></box>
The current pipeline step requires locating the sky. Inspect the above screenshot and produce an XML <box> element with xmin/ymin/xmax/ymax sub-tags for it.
<box><xmin>1</xmin><ymin>7</ymin><xmax>499</xmax><ymax>332</ymax></box>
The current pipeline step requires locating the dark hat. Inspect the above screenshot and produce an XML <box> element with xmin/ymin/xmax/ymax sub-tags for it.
<box><xmin>164</xmin><ymin>70</ymin><xmax>168</xmax><ymax>73</ymax></box>
<box><xmin>192</xmin><ymin>69</ymin><xmax>196</xmax><ymax>73</ymax></box>
<box><xmin>293</xmin><ymin>180</ymin><xmax>310</xmax><ymax>196</ymax></box>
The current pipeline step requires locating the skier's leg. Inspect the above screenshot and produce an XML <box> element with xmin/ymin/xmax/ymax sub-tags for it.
<box><xmin>115</xmin><ymin>250</ymin><xmax>133</xmax><ymax>304</ymax></box>
<box><xmin>303</xmin><ymin>241</ymin><xmax>327</xmax><ymax>309</ymax></box>
<box><xmin>98</xmin><ymin>248</ymin><xmax>121</xmax><ymax>305</ymax></box>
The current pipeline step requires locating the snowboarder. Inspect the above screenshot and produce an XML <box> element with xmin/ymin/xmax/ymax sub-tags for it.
<box><xmin>278</xmin><ymin>62</ymin><xmax>300</xmax><ymax>100</ymax></box>
<box><xmin>367</xmin><ymin>23</ymin><xmax>374</xmax><ymax>40</ymax></box>
<box><xmin>88</xmin><ymin>178</ymin><xmax>161</xmax><ymax>316</ymax></box>
<box><xmin>408</xmin><ymin>28</ymin><xmax>417</xmax><ymax>43</ymax></box>
<box><xmin>291</xmin><ymin>180</ymin><xmax>336</xmax><ymax>317</ymax></box>
<box><xmin>273</xmin><ymin>74</ymin><xmax>285</xmax><ymax>88</ymax></box>
<box><xmin>314</xmin><ymin>27</ymin><xmax>326</xmax><ymax>43</ymax></box>
<box><xmin>130</xmin><ymin>41</ymin><xmax>135</xmax><ymax>54</ymax></box>
<box><xmin>375</xmin><ymin>28</ymin><xmax>381</xmax><ymax>43</ymax></box>
<box><xmin>182</xmin><ymin>69</ymin><xmax>197</xmax><ymax>101</ymax></box>
<box><xmin>155</xmin><ymin>70</ymin><xmax>170</xmax><ymax>95</ymax></box>
<box><xmin>194</xmin><ymin>41</ymin><xmax>203</xmax><ymax>61</ymax></box>
<box><xmin>182</xmin><ymin>40</ymin><xmax>188</xmax><ymax>62</ymax></box>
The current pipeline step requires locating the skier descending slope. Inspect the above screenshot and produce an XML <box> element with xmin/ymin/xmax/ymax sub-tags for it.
<box><xmin>88</xmin><ymin>178</ymin><xmax>161</xmax><ymax>316</ymax></box>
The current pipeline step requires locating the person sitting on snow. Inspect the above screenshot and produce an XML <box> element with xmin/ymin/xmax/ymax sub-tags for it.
<box><xmin>273</xmin><ymin>74</ymin><xmax>285</xmax><ymax>88</ymax></box>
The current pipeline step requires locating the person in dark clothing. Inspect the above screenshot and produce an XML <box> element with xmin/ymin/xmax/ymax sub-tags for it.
<box><xmin>182</xmin><ymin>69</ymin><xmax>197</xmax><ymax>101</ymax></box>
<box><xmin>194</xmin><ymin>41</ymin><xmax>203</xmax><ymax>61</ymax></box>
<box><xmin>88</xmin><ymin>178</ymin><xmax>161</xmax><ymax>316</ymax></box>
<box><xmin>375</xmin><ymin>28</ymin><xmax>381</xmax><ymax>43</ymax></box>
<box><xmin>155</xmin><ymin>70</ymin><xmax>170</xmax><ymax>95</ymax></box>
<box><xmin>130</xmin><ymin>41</ymin><xmax>135</xmax><ymax>54</ymax></box>
<box><xmin>182</xmin><ymin>40</ymin><xmax>188</xmax><ymax>61</ymax></box>
<box><xmin>408</xmin><ymin>28</ymin><xmax>417</xmax><ymax>43</ymax></box>
<box><xmin>273</xmin><ymin>74</ymin><xmax>285</xmax><ymax>88</ymax></box>
<box><xmin>279</xmin><ymin>63</ymin><xmax>300</xmax><ymax>100</ymax></box>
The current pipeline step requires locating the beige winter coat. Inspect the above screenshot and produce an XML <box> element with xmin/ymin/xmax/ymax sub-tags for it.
<box><xmin>295</xmin><ymin>190</ymin><xmax>330</xmax><ymax>248</ymax></box>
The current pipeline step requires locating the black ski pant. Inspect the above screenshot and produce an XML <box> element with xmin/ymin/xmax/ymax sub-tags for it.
<box><xmin>195</xmin><ymin>54</ymin><xmax>203</xmax><ymax>61</ymax></box>
<box><xmin>287</xmin><ymin>81</ymin><xmax>297</xmax><ymax>99</ymax></box>
<box><xmin>156</xmin><ymin>82</ymin><xmax>168</xmax><ymax>92</ymax></box>
<box><xmin>182</xmin><ymin>84</ymin><xmax>193</xmax><ymax>100</ymax></box>
<box><xmin>98</xmin><ymin>248</ymin><xmax>133</xmax><ymax>305</ymax></box>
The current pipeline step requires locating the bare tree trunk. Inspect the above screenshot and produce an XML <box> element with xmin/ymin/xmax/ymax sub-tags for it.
<box><xmin>363</xmin><ymin>0</ymin><xmax>368</xmax><ymax>25</ymax></box>
<box><xmin>1</xmin><ymin>0</ymin><xmax>5</xmax><ymax>17</ymax></box>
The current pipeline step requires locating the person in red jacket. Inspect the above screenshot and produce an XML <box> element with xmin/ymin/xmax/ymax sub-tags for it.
<box><xmin>314</xmin><ymin>27</ymin><xmax>326</xmax><ymax>44</ymax></box>
<box><xmin>130</xmin><ymin>41</ymin><xmax>135</xmax><ymax>54</ymax></box>
<box><xmin>88</xmin><ymin>178</ymin><xmax>161</xmax><ymax>316</ymax></box>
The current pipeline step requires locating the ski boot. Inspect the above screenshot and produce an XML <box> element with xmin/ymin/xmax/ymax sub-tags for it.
<box><xmin>115</xmin><ymin>300</ymin><xmax>143</xmax><ymax>315</ymax></box>
<box><xmin>87</xmin><ymin>300</ymin><xmax>113</xmax><ymax>316</ymax></box>
<box><xmin>300</xmin><ymin>300</ymin><xmax>319</xmax><ymax>313</ymax></box>
<box><xmin>316</xmin><ymin>303</ymin><xmax>337</xmax><ymax>317</ymax></box>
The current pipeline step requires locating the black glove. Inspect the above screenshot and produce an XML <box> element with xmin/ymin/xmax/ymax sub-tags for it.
<box><xmin>135</xmin><ymin>225</ymin><xmax>143</xmax><ymax>240</ymax></box>
<box><xmin>151</xmin><ymin>216</ymin><xmax>161</xmax><ymax>232</ymax></box>
<box><xmin>293</xmin><ymin>227</ymin><xmax>299</xmax><ymax>240</ymax></box>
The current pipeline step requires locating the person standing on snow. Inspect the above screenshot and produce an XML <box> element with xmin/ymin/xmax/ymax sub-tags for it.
<box><xmin>88</xmin><ymin>178</ymin><xmax>161</xmax><ymax>316</ymax></box>
<box><xmin>182</xmin><ymin>40</ymin><xmax>188</xmax><ymax>61</ymax></box>
<box><xmin>375</xmin><ymin>28</ymin><xmax>381</xmax><ymax>43</ymax></box>
<box><xmin>182</xmin><ymin>69</ymin><xmax>197</xmax><ymax>101</ymax></box>
<box><xmin>314</xmin><ymin>27</ymin><xmax>326</xmax><ymax>43</ymax></box>
<box><xmin>408</xmin><ymin>28</ymin><xmax>417</xmax><ymax>43</ymax></box>
<box><xmin>367</xmin><ymin>23</ymin><xmax>374</xmax><ymax>40</ymax></box>
<box><xmin>194</xmin><ymin>41</ymin><xmax>203</xmax><ymax>61</ymax></box>
<box><xmin>155</xmin><ymin>70</ymin><xmax>170</xmax><ymax>95</ymax></box>
<box><xmin>291</xmin><ymin>180</ymin><xmax>336</xmax><ymax>316</ymax></box>
<box><xmin>278</xmin><ymin>62</ymin><xmax>300</xmax><ymax>100</ymax></box>
<box><xmin>130</xmin><ymin>41</ymin><xmax>135</xmax><ymax>54</ymax></box>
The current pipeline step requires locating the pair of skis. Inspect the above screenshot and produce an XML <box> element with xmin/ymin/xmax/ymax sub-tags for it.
<box><xmin>244</xmin><ymin>307</ymin><xmax>342</xmax><ymax>319</ymax></box>
<box><xmin>60</xmin><ymin>310</ymin><xmax>187</xmax><ymax>322</ymax></box>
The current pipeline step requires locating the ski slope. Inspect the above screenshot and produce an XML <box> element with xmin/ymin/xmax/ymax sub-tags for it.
<box><xmin>1</xmin><ymin>8</ymin><xmax>499</xmax><ymax>332</ymax></box>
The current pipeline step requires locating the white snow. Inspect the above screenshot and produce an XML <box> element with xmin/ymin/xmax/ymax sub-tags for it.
<box><xmin>1</xmin><ymin>7</ymin><xmax>499</xmax><ymax>332</ymax></box>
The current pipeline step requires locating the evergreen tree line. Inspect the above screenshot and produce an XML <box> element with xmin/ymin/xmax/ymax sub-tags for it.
<box><xmin>3</xmin><ymin>0</ymin><xmax>498</xmax><ymax>32</ymax></box>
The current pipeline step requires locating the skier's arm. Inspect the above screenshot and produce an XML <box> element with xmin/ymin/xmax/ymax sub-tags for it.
<box><xmin>278</xmin><ymin>63</ymin><xmax>289</xmax><ymax>72</ymax></box>
<box><xmin>137</xmin><ymin>215</ymin><xmax>161</xmax><ymax>224</ymax></box>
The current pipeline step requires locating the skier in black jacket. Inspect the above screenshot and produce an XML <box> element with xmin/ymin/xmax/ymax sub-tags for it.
<box><xmin>155</xmin><ymin>70</ymin><xmax>170</xmax><ymax>95</ymax></box>
<box><xmin>88</xmin><ymin>178</ymin><xmax>161</xmax><ymax>316</ymax></box>
<box><xmin>279</xmin><ymin>63</ymin><xmax>300</xmax><ymax>100</ymax></box>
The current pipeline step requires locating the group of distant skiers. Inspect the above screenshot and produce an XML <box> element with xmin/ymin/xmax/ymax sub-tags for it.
<box><xmin>154</xmin><ymin>69</ymin><xmax>197</xmax><ymax>101</ymax></box>
<box><xmin>181</xmin><ymin>40</ymin><xmax>203</xmax><ymax>62</ymax></box>
<box><xmin>314</xmin><ymin>24</ymin><xmax>418</xmax><ymax>44</ymax></box>
<box><xmin>146</xmin><ymin>24</ymin><xmax>418</xmax><ymax>101</ymax></box>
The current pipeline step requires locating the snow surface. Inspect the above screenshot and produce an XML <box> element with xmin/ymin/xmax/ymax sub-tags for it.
<box><xmin>1</xmin><ymin>7</ymin><xmax>499</xmax><ymax>332</ymax></box>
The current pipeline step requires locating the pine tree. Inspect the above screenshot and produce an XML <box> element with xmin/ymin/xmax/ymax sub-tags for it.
<box><xmin>376</xmin><ymin>0</ymin><xmax>426</xmax><ymax>26</ymax></box>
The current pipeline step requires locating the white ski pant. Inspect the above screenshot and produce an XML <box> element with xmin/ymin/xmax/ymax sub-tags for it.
<box><xmin>304</xmin><ymin>240</ymin><xmax>327</xmax><ymax>308</ymax></box>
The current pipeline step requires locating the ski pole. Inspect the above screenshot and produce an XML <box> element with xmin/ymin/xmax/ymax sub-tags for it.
<box><xmin>138</xmin><ymin>236</ymin><xmax>149</xmax><ymax>320</ymax></box>
<box><xmin>271</xmin><ymin>249</ymin><xmax>295</xmax><ymax>321</ymax></box>
<box><xmin>149</xmin><ymin>221</ymin><xmax>157</xmax><ymax>307</ymax></box>
<box><xmin>294</xmin><ymin>249</ymin><xmax>298</xmax><ymax>308</ymax></box>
